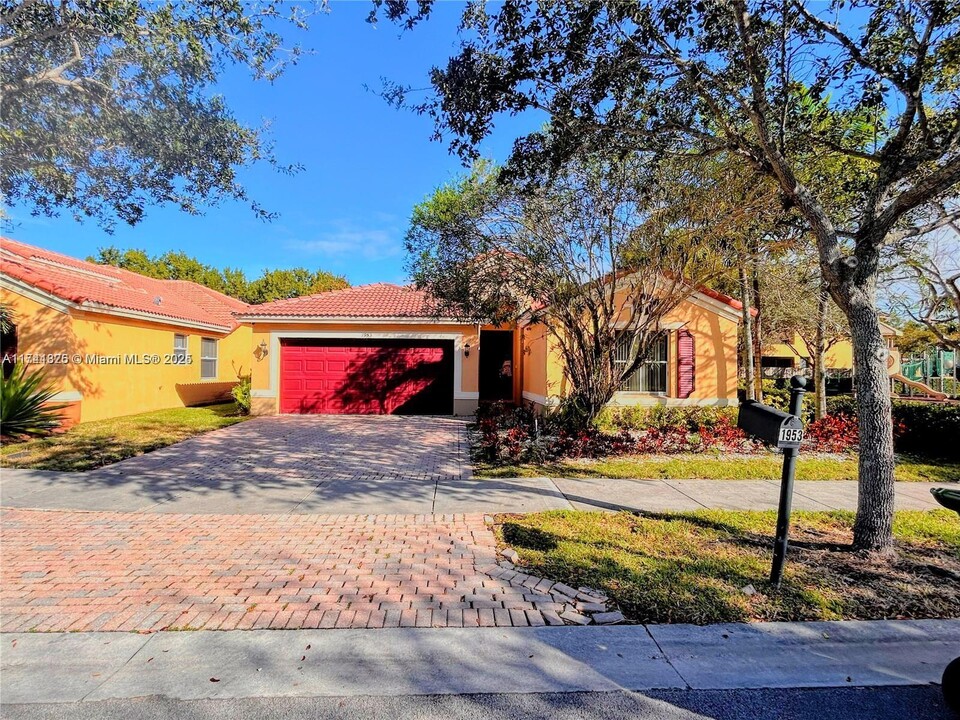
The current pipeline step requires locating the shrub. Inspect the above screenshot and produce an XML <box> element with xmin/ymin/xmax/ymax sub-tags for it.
<box><xmin>826</xmin><ymin>396</ymin><xmax>959</xmax><ymax>460</ymax></box>
<box><xmin>231</xmin><ymin>375</ymin><xmax>252</xmax><ymax>415</ymax></box>
<box><xmin>804</xmin><ymin>413</ymin><xmax>858</xmax><ymax>453</ymax></box>
<box><xmin>762</xmin><ymin>383</ymin><xmax>817</xmax><ymax>421</ymax></box>
<box><xmin>597</xmin><ymin>405</ymin><xmax>738</xmax><ymax>433</ymax></box>
<box><xmin>0</xmin><ymin>365</ymin><xmax>65</xmax><ymax>437</ymax></box>
<box><xmin>890</xmin><ymin>401</ymin><xmax>960</xmax><ymax>460</ymax></box>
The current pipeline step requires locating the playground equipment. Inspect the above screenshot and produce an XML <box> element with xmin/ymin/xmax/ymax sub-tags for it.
<box><xmin>892</xmin><ymin>347</ymin><xmax>957</xmax><ymax>400</ymax></box>
<box><xmin>891</xmin><ymin>373</ymin><xmax>949</xmax><ymax>400</ymax></box>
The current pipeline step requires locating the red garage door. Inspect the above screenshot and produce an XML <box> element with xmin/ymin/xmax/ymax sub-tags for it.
<box><xmin>279</xmin><ymin>339</ymin><xmax>454</xmax><ymax>415</ymax></box>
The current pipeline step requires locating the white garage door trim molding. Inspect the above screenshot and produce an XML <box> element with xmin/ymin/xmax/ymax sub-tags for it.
<box><xmin>268</xmin><ymin>331</ymin><xmax>478</xmax><ymax>401</ymax></box>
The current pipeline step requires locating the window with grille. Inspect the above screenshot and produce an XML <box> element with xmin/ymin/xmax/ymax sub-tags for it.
<box><xmin>200</xmin><ymin>338</ymin><xmax>218</xmax><ymax>379</ymax></box>
<box><xmin>173</xmin><ymin>334</ymin><xmax>188</xmax><ymax>361</ymax></box>
<box><xmin>615</xmin><ymin>332</ymin><xmax>668</xmax><ymax>393</ymax></box>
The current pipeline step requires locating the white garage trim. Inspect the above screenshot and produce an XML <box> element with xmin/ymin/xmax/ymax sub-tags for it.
<box><xmin>268</xmin><ymin>331</ymin><xmax>472</xmax><ymax>402</ymax></box>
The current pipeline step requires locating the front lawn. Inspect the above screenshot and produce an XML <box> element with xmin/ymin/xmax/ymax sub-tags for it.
<box><xmin>0</xmin><ymin>403</ymin><xmax>249</xmax><ymax>471</ymax></box>
<box><xmin>495</xmin><ymin>509</ymin><xmax>960</xmax><ymax>624</ymax></box>
<box><xmin>477</xmin><ymin>453</ymin><xmax>960</xmax><ymax>482</ymax></box>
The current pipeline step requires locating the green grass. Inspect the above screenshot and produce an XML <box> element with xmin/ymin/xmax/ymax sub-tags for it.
<box><xmin>495</xmin><ymin>509</ymin><xmax>960</xmax><ymax>625</ymax></box>
<box><xmin>477</xmin><ymin>453</ymin><xmax>960</xmax><ymax>482</ymax></box>
<box><xmin>0</xmin><ymin>403</ymin><xmax>249</xmax><ymax>471</ymax></box>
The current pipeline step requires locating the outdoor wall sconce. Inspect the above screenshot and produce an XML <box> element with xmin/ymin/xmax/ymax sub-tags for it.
<box><xmin>254</xmin><ymin>340</ymin><xmax>269</xmax><ymax>360</ymax></box>
<box><xmin>464</xmin><ymin>343</ymin><xmax>471</xmax><ymax>358</ymax></box>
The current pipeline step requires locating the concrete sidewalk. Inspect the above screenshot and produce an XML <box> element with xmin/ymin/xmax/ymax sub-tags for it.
<box><xmin>1</xmin><ymin>466</ymin><xmax>951</xmax><ymax>514</ymax></box>
<box><xmin>2</xmin><ymin>619</ymin><xmax>957</xmax><ymax>704</ymax></box>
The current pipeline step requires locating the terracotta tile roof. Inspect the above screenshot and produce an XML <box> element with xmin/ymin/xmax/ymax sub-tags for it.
<box><xmin>0</xmin><ymin>238</ymin><xmax>248</xmax><ymax>331</ymax></box>
<box><xmin>239</xmin><ymin>283</ymin><xmax>442</xmax><ymax>319</ymax></box>
<box><xmin>694</xmin><ymin>285</ymin><xmax>757</xmax><ymax>316</ymax></box>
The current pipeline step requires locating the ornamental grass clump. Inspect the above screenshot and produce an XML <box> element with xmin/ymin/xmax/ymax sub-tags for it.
<box><xmin>1</xmin><ymin>365</ymin><xmax>64</xmax><ymax>438</ymax></box>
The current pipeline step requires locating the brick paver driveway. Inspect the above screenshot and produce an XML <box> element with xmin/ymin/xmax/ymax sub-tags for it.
<box><xmin>0</xmin><ymin>509</ymin><xmax>573</xmax><ymax>632</ymax></box>
<box><xmin>2</xmin><ymin>416</ymin><xmax>475</xmax><ymax>514</ymax></box>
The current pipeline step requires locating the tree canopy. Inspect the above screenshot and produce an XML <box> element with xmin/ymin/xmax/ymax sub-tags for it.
<box><xmin>380</xmin><ymin>0</ymin><xmax>960</xmax><ymax>550</ymax></box>
<box><xmin>408</xmin><ymin>156</ymin><xmax>721</xmax><ymax>420</ymax></box>
<box><xmin>1</xmin><ymin>0</ymin><xmax>319</xmax><ymax>230</ymax></box>
<box><xmin>89</xmin><ymin>246</ymin><xmax>348</xmax><ymax>304</ymax></box>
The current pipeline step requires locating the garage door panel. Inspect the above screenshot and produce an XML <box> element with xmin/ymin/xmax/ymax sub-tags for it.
<box><xmin>279</xmin><ymin>340</ymin><xmax>454</xmax><ymax>415</ymax></box>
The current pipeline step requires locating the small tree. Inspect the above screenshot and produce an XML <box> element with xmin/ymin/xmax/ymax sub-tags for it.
<box><xmin>764</xmin><ymin>253</ymin><xmax>849</xmax><ymax>419</ymax></box>
<box><xmin>407</xmin><ymin>158</ymin><xmax>718</xmax><ymax>424</ymax></box>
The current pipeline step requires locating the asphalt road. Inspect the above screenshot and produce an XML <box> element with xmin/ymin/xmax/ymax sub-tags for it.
<box><xmin>1</xmin><ymin>687</ymin><xmax>953</xmax><ymax>720</ymax></box>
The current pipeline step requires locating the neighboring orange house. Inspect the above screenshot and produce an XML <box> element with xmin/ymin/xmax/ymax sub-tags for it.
<box><xmin>1</xmin><ymin>238</ymin><xmax>745</xmax><ymax>421</ymax></box>
<box><xmin>0</xmin><ymin>239</ymin><xmax>252</xmax><ymax>424</ymax></box>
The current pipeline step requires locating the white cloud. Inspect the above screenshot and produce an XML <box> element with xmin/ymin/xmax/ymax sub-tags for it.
<box><xmin>285</xmin><ymin>219</ymin><xmax>404</xmax><ymax>262</ymax></box>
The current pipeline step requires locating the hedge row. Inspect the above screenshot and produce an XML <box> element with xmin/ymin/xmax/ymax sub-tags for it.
<box><xmin>599</xmin><ymin>398</ymin><xmax>959</xmax><ymax>461</ymax></box>
<box><xmin>828</xmin><ymin>396</ymin><xmax>960</xmax><ymax>461</ymax></box>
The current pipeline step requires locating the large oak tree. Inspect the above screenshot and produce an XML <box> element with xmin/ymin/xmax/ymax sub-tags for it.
<box><xmin>1</xmin><ymin>0</ymin><xmax>319</xmax><ymax>230</ymax></box>
<box><xmin>378</xmin><ymin>0</ymin><xmax>960</xmax><ymax>551</ymax></box>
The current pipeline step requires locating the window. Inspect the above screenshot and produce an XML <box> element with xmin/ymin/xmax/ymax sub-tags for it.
<box><xmin>200</xmin><ymin>338</ymin><xmax>218</xmax><ymax>379</ymax></box>
<box><xmin>173</xmin><ymin>334</ymin><xmax>188</xmax><ymax>361</ymax></box>
<box><xmin>615</xmin><ymin>332</ymin><xmax>668</xmax><ymax>393</ymax></box>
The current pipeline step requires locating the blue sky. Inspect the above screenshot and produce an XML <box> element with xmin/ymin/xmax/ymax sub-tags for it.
<box><xmin>3</xmin><ymin>2</ymin><xmax>540</xmax><ymax>286</ymax></box>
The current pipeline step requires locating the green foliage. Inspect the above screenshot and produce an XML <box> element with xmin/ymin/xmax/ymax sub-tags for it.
<box><xmin>231</xmin><ymin>375</ymin><xmax>252</xmax><ymax>415</ymax></box>
<box><xmin>1</xmin><ymin>1</ymin><xmax>318</xmax><ymax>229</ymax></box>
<box><xmin>89</xmin><ymin>246</ymin><xmax>348</xmax><ymax>303</ymax></box>
<box><xmin>0</xmin><ymin>302</ymin><xmax>13</xmax><ymax>334</ymax></box>
<box><xmin>762</xmin><ymin>382</ymin><xmax>817</xmax><ymax>421</ymax></box>
<box><xmin>244</xmin><ymin>267</ymin><xmax>349</xmax><ymax>304</ymax></box>
<box><xmin>0</xmin><ymin>365</ymin><xmax>64</xmax><ymax>437</ymax></box>
<box><xmin>897</xmin><ymin>321</ymin><xmax>946</xmax><ymax>356</ymax></box>
<box><xmin>408</xmin><ymin>155</ymin><xmax>721</xmax><ymax>423</ymax></box>
<box><xmin>595</xmin><ymin>406</ymin><xmax>738</xmax><ymax>433</ymax></box>
<box><xmin>827</xmin><ymin>397</ymin><xmax>960</xmax><ymax>461</ymax></box>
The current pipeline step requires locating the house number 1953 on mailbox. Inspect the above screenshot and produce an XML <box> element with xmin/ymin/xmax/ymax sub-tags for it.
<box><xmin>777</xmin><ymin>422</ymin><xmax>803</xmax><ymax>448</ymax></box>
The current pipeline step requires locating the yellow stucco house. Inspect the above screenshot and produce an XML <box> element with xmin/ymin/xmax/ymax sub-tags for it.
<box><xmin>762</xmin><ymin>322</ymin><xmax>901</xmax><ymax>377</ymax></box>
<box><xmin>1</xmin><ymin>238</ymin><xmax>252</xmax><ymax>425</ymax></box>
<box><xmin>2</xmin><ymin>238</ymin><xmax>745</xmax><ymax>422</ymax></box>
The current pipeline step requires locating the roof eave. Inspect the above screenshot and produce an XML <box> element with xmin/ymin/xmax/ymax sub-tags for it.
<box><xmin>236</xmin><ymin>314</ymin><xmax>469</xmax><ymax>324</ymax></box>
<box><xmin>1</xmin><ymin>274</ymin><xmax>233</xmax><ymax>333</ymax></box>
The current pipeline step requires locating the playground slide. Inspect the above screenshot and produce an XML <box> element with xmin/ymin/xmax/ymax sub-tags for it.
<box><xmin>891</xmin><ymin>373</ymin><xmax>948</xmax><ymax>400</ymax></box>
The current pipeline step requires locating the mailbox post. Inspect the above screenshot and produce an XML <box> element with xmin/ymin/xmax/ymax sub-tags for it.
<box><xmin>770</xmin><ymin>376</ymin><xmax>807</xmax><ymax>586</ymax></box>
<box><xmin>737</xmin><ymin>375</ymin><xmax>807</xmax><ymax>587</ymax></box>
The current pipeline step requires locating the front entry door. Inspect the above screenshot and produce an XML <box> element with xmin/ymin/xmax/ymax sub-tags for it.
<box><xmin>479</xmin><ymin>330</ymin><xmax>514</xmax><ymax>402</ymax></box>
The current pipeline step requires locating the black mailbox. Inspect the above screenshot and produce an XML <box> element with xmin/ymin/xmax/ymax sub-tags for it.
<box><xmin>737</xmin><ymin>400</ymin><xmax>804</xmax><ymax>449</ymax></box>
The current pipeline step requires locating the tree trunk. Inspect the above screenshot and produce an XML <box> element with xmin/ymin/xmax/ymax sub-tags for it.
<box><xmin>814</xmin><ymin>282</ymin><xmax>828</xmax><ymax>420</ymax></box>
<box><xmin>847</xmin><ymin>295</ymin><xmax>896</xmax><ymax>552</ymax></box>
<box><xmin>740</xmin><ymin>265</ymin><xmax>756</xmax><ymax>401</ymax></box>
<box><xmin>751</xmin><ymin>259</ymin><xmax>763</xmax><ymax>401</ymax></box>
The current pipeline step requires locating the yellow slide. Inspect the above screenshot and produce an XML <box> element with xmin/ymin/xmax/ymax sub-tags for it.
<box><xmin>891</xmin><ymin>373</ymin><xmax>948</xmax><ymax>400</ymax></box>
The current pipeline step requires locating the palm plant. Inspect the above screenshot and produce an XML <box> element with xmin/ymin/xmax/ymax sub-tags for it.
<box><xmin>0</xmin><ymin>302</ymin><xmax>13</xmax><ymax>335</ymax></box>
<box><xmin>1</xmin><ymin>365</ymin><xmax>65</xmax><ymax>437</ymax></box>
